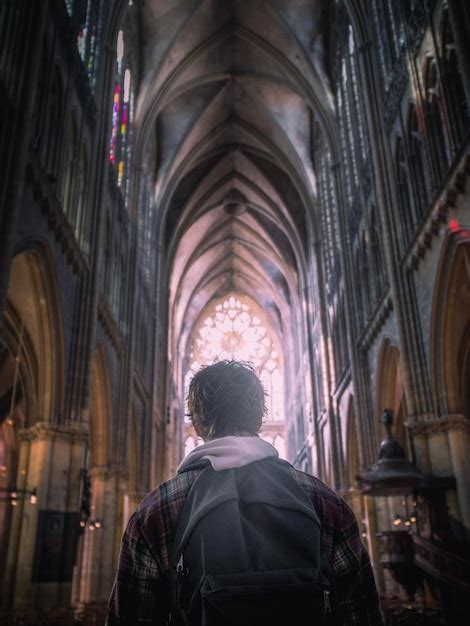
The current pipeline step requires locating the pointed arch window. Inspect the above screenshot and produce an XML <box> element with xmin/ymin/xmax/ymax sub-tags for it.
<box><xmin>316</xmin><ymin>136</ymin><xmax>339</xmax><ymax>287</ymax></box>
<box><xmin>61</xmin><ymin>115</ymin><xmax>91</xmax><ymax>257</ymax></box>
<box><xmin>334</xmin><ymin>20</ymin><xmax>370</xmax><ymax>221</ymax></box>
<box><xmin>109</xmin><ymin>29</ymin><xmax>134</xmax><ymax>201</ymax></box>
<box><xmin>339</xmin><ymin>57</ymin><xmax>359</xmax><ymax>191</ymax></box>
<box><xmin>76</xmin><ymin>0</ymin><xmax>102</xmax><ymax>88</ymax></box>
<box><xmin>347</xmin><ymin>25</ymin><xmax>368</xmax><ymax>165</ymax></box>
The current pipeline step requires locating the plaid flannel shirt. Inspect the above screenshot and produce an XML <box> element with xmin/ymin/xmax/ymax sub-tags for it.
<box><xmin>106</xmin><ymin>461</ymin><xmax>384</xmax><ymax>625</ymax></box>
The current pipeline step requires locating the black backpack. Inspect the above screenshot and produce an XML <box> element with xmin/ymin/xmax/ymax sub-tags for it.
<box><xmin>168</xmin><ymin>456</ymin><xmax>337</xmax><ymax>626</ymax></box>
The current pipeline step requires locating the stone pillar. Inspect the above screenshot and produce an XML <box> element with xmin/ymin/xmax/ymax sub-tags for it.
<box><xmin>78</xmin><ymin>466</ymin><xmax>127</xmax><ymax>606</ymax></box>
<box><xmin>4</xmin><ymin>421</ymin><xmax>87</xmax><ymax>611</ymax></box>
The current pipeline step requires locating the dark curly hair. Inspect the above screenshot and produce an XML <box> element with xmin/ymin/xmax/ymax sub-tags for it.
<box><xmin>187</xmin><ymin>360</ymin><xmax>267</xmax><ymax>441</ymax></box>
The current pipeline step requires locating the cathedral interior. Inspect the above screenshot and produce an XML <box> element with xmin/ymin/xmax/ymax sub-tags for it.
<box><xmin>0</xmin><ymin>0</ymin><xmax>469</xmax><ymax>624</ymax></box>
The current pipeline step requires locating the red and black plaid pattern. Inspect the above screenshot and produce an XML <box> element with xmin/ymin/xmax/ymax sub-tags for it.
<box><xmin>106</xmin><ymin>462</ymin><xmax>384</xmax><ymax>625</ymax></box>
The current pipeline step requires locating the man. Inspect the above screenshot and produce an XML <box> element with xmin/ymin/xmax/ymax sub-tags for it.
<box><xmin>106</xmin><ymin>360</ymin><xmax>384</xmax><ymax>625</ymax></box>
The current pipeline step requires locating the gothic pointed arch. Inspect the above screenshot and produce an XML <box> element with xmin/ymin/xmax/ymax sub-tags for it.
<box><xmin>0</xmin><ymin>244</ymin><xmax>65</xmax><ymax>590</ymax></box>
<box><xmin>375</xmin><ymin>338</ymin><xmax>407</xmax><ymax>453</ymax></box>
<box><xmin>5</xmin><ymin>244</ymin><xmax>65</xmax><ymax>423</ymax></box>
<box><xmin>431</xmin><ymin>233</ymin><xmax>470</xmax><ymax>418</ymax></box>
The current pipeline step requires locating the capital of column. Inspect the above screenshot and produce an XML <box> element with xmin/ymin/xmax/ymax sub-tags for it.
<box><xmin>408</xmin><ymin>414</ymin><xmax>469</xmax><ymax>436</ymax></box>
<box><xmin>18</xmin><ymin>420</ymin><xmax>89</xmax><ymax>443</ymax></box>
<box><xmin>88</xmin><ymin>465</ymin><xmax>129</xmax><ymax>481</ymax></box>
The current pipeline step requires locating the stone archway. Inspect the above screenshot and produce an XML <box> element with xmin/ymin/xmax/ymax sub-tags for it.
<box><xmin>432</xmin><ymin>240</ymin><xmax>470</xmax><ymax>417</ymax></box>
<box><xmin>430</xmin><ymin>237</ymin><xmax>470</xmax><ymax>531</ymax></box>
<box><xmin>375</xmin><ymin>338</ymin><xmax>408</xmax><ymax>454</ymax></box>
<box><xmin>374</xmin><ymin>338</ymin><xmax>413</xmax><ymax>597</ymax></box>
<box><xmin>1</xmin><ymin>246</ymin><xmax>70</xmax><ymax>611</ymax></box>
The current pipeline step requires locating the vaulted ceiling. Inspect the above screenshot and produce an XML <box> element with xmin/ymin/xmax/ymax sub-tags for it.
<box><xmin>134</xmin><ymin>0</ymin><xmax>334</xmax><ymax>358</ymax></box>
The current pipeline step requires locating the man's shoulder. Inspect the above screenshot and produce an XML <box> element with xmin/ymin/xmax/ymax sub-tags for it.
<box><xmin>282</xmin><ymin>463</ymin><xmax>348</xmax><ymax>527</ymax></box>
<box><xmin>136</xmin><ymin>468</ymin><xmax>204</xmax><ymax>536</ymax></box>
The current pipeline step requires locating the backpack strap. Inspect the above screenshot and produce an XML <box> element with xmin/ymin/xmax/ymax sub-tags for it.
<box><xmin>170</xmin><ymin>465</ymin><xmax>239</xmax><ymax>565</ymax></box>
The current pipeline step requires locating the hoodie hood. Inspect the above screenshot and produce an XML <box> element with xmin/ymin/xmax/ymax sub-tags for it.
<box><xmin>177</xmin><ymin>435</ymin><xmax>278</xmax><ymax>472</ymax></box>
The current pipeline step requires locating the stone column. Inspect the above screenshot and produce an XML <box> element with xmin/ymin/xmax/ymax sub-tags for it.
<box><xmin>78</xmin><ymin>466</ymin><xmax>127</xmax><ymax>606</ymax></box>
<box><xmin>4</xmin><ymin>421</ymin><xmax>87</xmax><ymax>611</ymax></box>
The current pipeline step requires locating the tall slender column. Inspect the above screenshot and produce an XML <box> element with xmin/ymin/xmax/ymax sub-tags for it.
<box><xmin>78</xmin><ymin>467</ymin><xmax>127</xmax><ymax>606</ymax></box>
<box><xmin>4</xmin><ymin>422</ymin><xmax>87</xmax><ymax>610</ymax></box>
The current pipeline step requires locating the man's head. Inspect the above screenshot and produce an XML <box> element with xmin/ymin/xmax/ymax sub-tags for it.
<box><xmin>187</xmin><ymin>360</ymin><xmax>266</xmax><ymax>441</ymax></box>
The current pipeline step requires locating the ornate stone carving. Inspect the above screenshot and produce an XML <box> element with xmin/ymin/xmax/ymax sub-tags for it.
<box><xmin>18</xmin><ymin>420</ymin><xmax>89</xmax><ymax>443</ymax></box>
<box><xmin>89</xmin><ymin>465</ymin><xmax>129</xmax><ymax>481</ymax></box>
<box><xmin>407</xmin><ymin>414</ymin><xmax>470</xmax><ymax>436</ymax></box>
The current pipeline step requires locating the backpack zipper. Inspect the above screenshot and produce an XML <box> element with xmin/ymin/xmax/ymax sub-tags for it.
<box><xmin>323</xmin><ymin>589</ymin><xmax>331</xmax><ymax>614</ymax></box>
<box><xmin>176</xmin><ymin>553</ymin><xmax>188</xmax><ymax>608</ymax></box>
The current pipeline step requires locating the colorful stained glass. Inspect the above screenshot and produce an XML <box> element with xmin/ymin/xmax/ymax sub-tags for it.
<box><xmin>109</xmin><ymin>84</ymin><xmax>121</xmax><ymax>163</ymax></box>
<box><xmin>187</xmin><ymin>295</ymin><xmax>284</xmax><ymax>422</ymax></box>
<box><xmin>109</xmin><ymin>32</ymin><xmax>132</xmax><ymax>192</ymax></box>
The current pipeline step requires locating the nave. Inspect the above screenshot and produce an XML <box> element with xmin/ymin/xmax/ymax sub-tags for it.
<box><xmin>1</xmin><ymin>1</ymin><xmax>470</xmax><ymax>623</ymax></box>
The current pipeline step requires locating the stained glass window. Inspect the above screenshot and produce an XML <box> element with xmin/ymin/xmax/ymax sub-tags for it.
<box><xmin>109</xmin><ymin>30</ymin><xmax>133</xmax><ymax>199</ymax></box>
<box><xmin>186</xmin><ymin>295</ymin><xmax>284</xmax><ymax>422</ymax></box>
<box><xmin>76</xmin><ymin>0</ymin><xmax>101</xmax><ymax>88</ymax></box>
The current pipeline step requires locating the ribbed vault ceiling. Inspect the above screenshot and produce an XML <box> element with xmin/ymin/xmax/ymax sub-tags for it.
<box><xmin>135</xmin><ymin>0</ymin><xmax>334</xmax><ymax>357</ymax></box>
